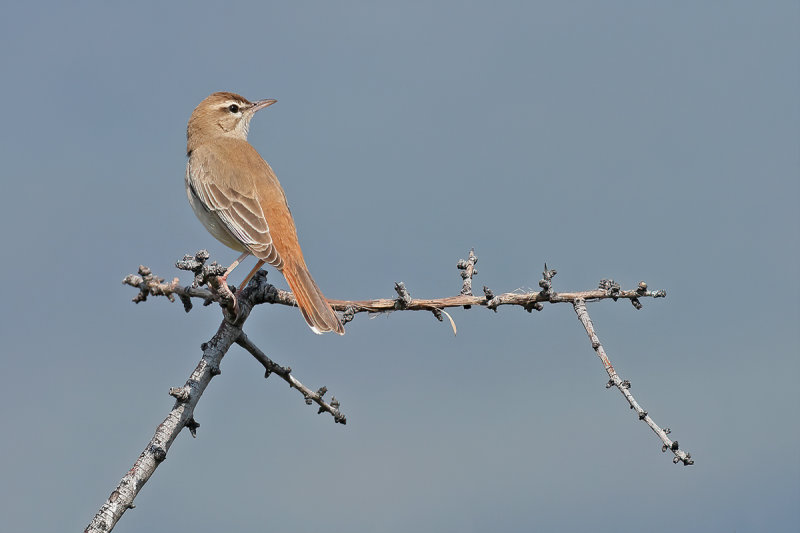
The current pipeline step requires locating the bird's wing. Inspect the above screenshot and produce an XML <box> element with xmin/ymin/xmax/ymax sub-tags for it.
<box><xmin>187</xmin><ymin>144</ymin><xmax>283</xmax><ymax>268</ymax></box>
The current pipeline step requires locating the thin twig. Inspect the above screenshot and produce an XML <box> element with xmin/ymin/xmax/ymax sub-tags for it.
<box><xmin>236</xmin><ymin>332</ymin><xmax>346</xmax><ymax>424</ymax></box>
<box><xmin>573</xmin><ymin>299</ymin><xmax>693</xmax><ymax>465</ymax></box>
<box><xmin>457</xmin><ymin>249</ymin><xmax>478</xmax><ymax>309</ymax></box>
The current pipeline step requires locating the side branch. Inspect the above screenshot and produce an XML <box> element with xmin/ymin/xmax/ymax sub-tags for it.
<box><xmin>327</xmin><ymin>286</ymin><xmax>662</xmax><ymax>314</ymax></box>
<box><xmin>236</xmin><ymin>333</ymin><xmax>346</xmax><ymax>424</ymax></box>
<box><xmin>573</xmin><ymin>299</ymin><xmax>693</xmax><ymax>465</ymax></box>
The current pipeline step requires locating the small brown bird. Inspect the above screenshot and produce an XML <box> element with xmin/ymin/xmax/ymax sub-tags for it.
<box><xmin>185</xmin><ymin>92</ymin><xmax>344</xmax><ymax>335</ymax></box>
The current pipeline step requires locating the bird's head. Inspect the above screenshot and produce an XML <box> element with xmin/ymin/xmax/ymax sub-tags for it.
<box><xmin>187</xmin><ymin>92</ymin><xmax>276</xmax><ymax>153</ymax></box>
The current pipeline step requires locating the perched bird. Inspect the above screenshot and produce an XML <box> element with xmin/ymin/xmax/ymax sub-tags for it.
<box><xmin>185</xmin><ymin>91</ymin><xmax>344</xmax><ymax>335</ymax></box>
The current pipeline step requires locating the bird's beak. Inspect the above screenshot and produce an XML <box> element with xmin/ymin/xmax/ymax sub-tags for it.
<box><xmin>251</xmin><ymin>99</ymin><xmax>277</xmax><ymax>113</ymax></box>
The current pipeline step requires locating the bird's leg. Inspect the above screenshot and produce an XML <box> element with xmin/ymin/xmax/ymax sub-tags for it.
<box><xmin>220</xmin><ymin>251</ymin><xmax>251</xmax><ymax>285</ymax></box>
<box><xmin>236</xmin><ymin>259</ymin><xmax>266</xmax><ymax>296</ymax></box>
<box><xmin>219</xmin><ymin>251</ymin><xmax>249</xmax><ymax>308</ymax></box>
<box><xmin>212</xmin><ymin>252</ymin><xmax>251</xmax><ymax>319</ymax></box>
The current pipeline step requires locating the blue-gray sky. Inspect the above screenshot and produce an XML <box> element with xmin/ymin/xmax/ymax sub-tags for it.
<box><xmin>1</xmin><ymin>2</ymin><xmax>798</xmax><ymax>532</ymax></box>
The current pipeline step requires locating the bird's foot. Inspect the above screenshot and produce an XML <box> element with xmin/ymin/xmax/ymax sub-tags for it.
<box><xmin>209</xmin><ymin>274</ymin><xmax>240</xmax><ymax>319</ymax></box>
<box><xmin>230</xmin><ymin>294</ymin><xmax>241</xmax><ymax>320</ymax></box>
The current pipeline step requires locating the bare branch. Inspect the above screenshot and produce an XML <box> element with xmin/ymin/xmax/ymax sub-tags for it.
<box><xmin>573</xmin><ymin>299</ymin><xmax>694</xmax><ymax>466</ymax></box>
<box><xmin>236</xmin><ymin>332</ymin><xmax>346</xmax><ymax>424</ymax></box>
<box><xmin>84</xmin><ymin>318</ymin><xmax>241</xmax><ymax>533</ymax></box>
<box><xmin>100</xmin><ymin>249</ymin><xmax>692</xmax><ymax>531</ymax></box>
<box><xmin>87</xmin><ymin>272</ymin><xmax>347</xmax><ymax>532</ymax></box>
<box><xmin>123</xmin><ymin>251</ymin><xmax>667</xmax><ymax>320</ymax></box>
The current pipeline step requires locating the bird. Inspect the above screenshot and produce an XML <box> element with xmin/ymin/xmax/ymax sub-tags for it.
<box><xmin>185</xmin><ymin>91</ymin><xmax>345</xmax><ymax>335</ymax></box>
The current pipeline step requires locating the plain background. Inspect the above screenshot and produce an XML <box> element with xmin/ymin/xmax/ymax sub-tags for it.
<box><xmin>1</xmin><ymin>2</ymin><xmax>798</xmax><ymax>532</ymax></box>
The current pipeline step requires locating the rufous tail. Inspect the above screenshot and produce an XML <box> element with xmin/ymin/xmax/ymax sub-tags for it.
<box><xmin>282</xmin><ymin>261</ymin><xmax>345</xmax><ymax>335</ymax></box>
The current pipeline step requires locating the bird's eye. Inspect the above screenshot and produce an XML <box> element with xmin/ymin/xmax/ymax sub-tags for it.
<box><xmin>228</xmin><ymin>104</ymin><xmax>240</xmax><ymax>113</ymax></box>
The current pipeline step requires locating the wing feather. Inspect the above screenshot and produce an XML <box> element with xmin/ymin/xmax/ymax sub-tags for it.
<box><xmin>187</xmin><ymin>144</ymin><xmax>283</xmax><ymax>268</ymax></box>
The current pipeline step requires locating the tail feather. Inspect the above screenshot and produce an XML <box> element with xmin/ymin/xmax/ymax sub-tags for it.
<box><xmin>282</xmin><ymin>261</ymin><xmax>345</xmax><ymax>335</ymax></box>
